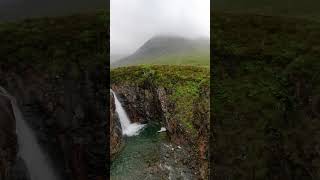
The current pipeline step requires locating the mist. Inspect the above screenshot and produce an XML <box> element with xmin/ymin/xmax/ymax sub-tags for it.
<box><xmin>111</xmin><ymin>0</ymin><xmax>210</xmax><ymax>59</ymax></box>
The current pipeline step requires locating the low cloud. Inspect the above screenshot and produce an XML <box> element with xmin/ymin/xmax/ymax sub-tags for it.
<box><xmin>111</xmin><ymin>0</ymin><xmax>210</xmax><ymax>56</ymax></box>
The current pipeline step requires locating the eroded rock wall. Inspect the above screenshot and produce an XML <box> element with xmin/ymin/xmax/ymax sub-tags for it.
<box><xmin>111</xmin><ymin>82</ymin><xmax>209</xmax><ymax>179</ymax></box>
<box><xmin>0</xmin><ymin>64</ymin><xmax>107</xmax><ymax>180</ymax></box>
<box><xmin>110</xmin><ymin>92</ymin><xmax>122</xmax><ymax>160</ymax></box>
<box><xmin>0</xmin><ymin>94</ymin><xmax>17</xmax><ymax>180</ymax></box>
<box><xmin>111</xmin><ymin>84</ymin><xmax>164</xmax><ymax>123</ymax></box>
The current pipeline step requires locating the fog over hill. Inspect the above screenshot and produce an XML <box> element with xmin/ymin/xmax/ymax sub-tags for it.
<box><xmin>112</xmin><ymin>35</ymin><xmax>209</xmax><ymax>67</ymax></box>
<box><xmin>111</xmin><ymin>0</ymin><xmax>210</xmax><ymax>59</ymax></box>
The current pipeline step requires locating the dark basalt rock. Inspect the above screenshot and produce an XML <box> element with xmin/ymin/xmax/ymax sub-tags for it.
<box><xmin>0</xmin><ymin>94</ymin><xmax>18</xmax><ymax>180</ymax></box>
<box><xmin>0</xmin><ymin>64</ymin><xmax>108</xmax><ymax>180</ymax></box>
<box><xmin>111</xmin><ymin>82</ymin><xmax>209</xmax><ymax>179</ymax></box>
<box><xmin>110</xmin><ymin>92</ymin><xmax>123</xmax><ymax>160</ymax></box>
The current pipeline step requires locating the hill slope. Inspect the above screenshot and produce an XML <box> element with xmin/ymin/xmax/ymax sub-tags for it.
<box><xmin>112</xmin><ymin>36</ymin><xmax>209</xmax><ymax>67</ymax></box>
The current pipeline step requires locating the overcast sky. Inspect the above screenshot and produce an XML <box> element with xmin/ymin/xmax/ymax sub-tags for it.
<box><xmin>111</xmin><ymin>0</ymin><xmax>210</xmax><ymax>56</ymax></box>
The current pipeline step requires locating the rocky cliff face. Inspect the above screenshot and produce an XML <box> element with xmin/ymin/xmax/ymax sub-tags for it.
<box><xmin>111</xmin><ymin>84</ymin><xmax>164</xmax><ymax>124</ymax></box>
<box><xmin>0</xmin><ymin>94</ymin><xmax>17</xmax><ymax>180</ymax></box>
<box><xmin>0</xmin><ymin>63</ymin><xmax>107</xmax><ymax>180</ymax></box>
<box><xmin>0</xmin><ymin>12</ymin><xmax>108</xmax><ymax>180</ymax></box>
<box><xmin>110</xmin><ymin>92</ymin><xmax>122</xmax><ymax>160</ymax></box>
<box><xmin>111</xmin><ymin>65</ymin><xmax>210</xmax><ymax>179</ymax></box>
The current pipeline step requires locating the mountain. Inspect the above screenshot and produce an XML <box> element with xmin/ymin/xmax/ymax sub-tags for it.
<box><xmin>112</xmin><ymin>35</ymin><xmax>209</xmax><ymax>67</ymax></box>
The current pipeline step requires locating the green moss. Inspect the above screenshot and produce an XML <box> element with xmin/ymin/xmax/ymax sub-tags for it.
<box><xmin>212</xmin><ymin>12</ymin><xmax>320</xmax><ymax>179</ymax></box>
<box><xmin>111</xmin><ymin>65</ymin><xmax>209</xmax><ymax>136</ymax></box>
<box><xmin>0</xmin><ymin>11</ymin><xmax>108</xmax><ymax>75</ymax></box>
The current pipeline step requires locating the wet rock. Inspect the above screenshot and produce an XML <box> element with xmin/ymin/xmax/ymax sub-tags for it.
<box><xmin>0</xmin><ymin>64</ymin><xmax>108</xmax><ymax>180</ymax></box>
<box><xmin>111</xmin><ymin>84</ymin><xmax>164</xmax><ymax>124</ymax></box>
<box><xmin>0</xmin><ymin>93</ymin><xmax>18</xmax><ymax>179</ymax></box>
<box><xmin>111</xmin><ymin>81</ymin><xmax>209</xmax><ymax>179</ymax></box>
<box><xmin>110</xmin><ymin>92</ymin><xmax>123</xmax><ymax>160</ymax></box>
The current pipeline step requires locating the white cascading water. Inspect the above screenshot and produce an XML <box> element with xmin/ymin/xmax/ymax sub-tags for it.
<box><xmin>0</xmin><ymin>86</ymin><xmax>58</xmax><ymax>180</ymax></box>
<box><xmin>111</xmin><ymin>89</ymin><xmax>145</xmax><ymax>136</ymax></box>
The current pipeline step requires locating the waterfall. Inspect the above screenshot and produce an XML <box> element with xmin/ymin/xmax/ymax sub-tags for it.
<box><xmin>0</xmin><ymin>87</ymin><xmax>59</xmax><ymax>180</ymax></box>
<box><xmin>111</xmin><ymin>90</ymin><xmax>145</xmax><ymax>136</ymax></box>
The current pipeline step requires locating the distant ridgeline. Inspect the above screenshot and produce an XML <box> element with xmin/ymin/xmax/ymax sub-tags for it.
<box><xmin>112</xmin><ymin>35</ymin><xmax>210</xmax><ymax>67</ymax></box>
<box><xmin>212</xmin><ymin>12</ymin><xmax>320</xmax><ymax>179</ymax></box>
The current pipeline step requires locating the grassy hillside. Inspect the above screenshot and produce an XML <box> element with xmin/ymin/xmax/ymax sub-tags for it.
<box><xmin>213</xmin><ymin>0</ymin><xmax>320</xmax><ymax>20</ymax></box>
<box><xmin>212</xmin><ymin>12</ymin><xmax>320</xmax><ymax>179</ymax></box>
<box><xmin>112</xmin><ymin>36</ymin><xmax>209</xmax><ymax>67</ymax></box>
<box><xmin>113</xmin><ymin>51</ymin><xmax>209</xmax><ymax>67</ymax></box>
<box><xmin>0</xmin><ymin>11</ymin><xmax>108</xmax><ymax>75</ymax></box>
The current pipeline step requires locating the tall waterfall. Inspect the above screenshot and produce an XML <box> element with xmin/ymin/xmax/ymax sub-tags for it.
<box><xmin>0</xmin><ymin>87</ymin><xmax>58</xmax><ymax>180</ymax></box>
<box><xmin>111</xmin><ymin>90</ymin><xmax>145</xmax><ymax>136</ymax></box>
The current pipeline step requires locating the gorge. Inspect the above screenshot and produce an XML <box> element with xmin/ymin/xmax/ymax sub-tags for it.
<box><xmin>0</xmin><ymin>12</ymin><xmax>108</xmax><ymax>180</ymax></box>
<box><xmin>0</xmin><ymin>87</ymin><xmax>58</xmax><ymax>180</ymax></box>
<box><xmin>110</xmin><ymin>65</ymin><xmax>210</xmax><ymax>179</ymax></box>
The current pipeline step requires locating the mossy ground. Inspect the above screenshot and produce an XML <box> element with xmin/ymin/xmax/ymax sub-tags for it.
<box><xmin>0</xmin><ymin>11</ymin><xmax>108</xmax><ymax>75</ymax></box>
<box><xmin>111</xmin><ymin>65</ymin><xmax>209</xmax><ymax>134</ymax></box>
<box><xmin>212</xmin><ymin>12</ymin><xmax>320</xmax><ymax>179</ymax></box>
<box><xmin>115</xmin><ymin>51</ymin><xmax>210</xmax><ymax>67</ymax></box>
<box><xmin>213</xmin><ymin>0</ymin><xmax>320</xmax><ymax>21</ymax></box>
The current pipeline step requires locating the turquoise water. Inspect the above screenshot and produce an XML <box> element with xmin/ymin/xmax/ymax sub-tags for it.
<box><xmin>111</xmin><ymin>122</ymin><xmax>167</xmax><ymax>180</ymax></box>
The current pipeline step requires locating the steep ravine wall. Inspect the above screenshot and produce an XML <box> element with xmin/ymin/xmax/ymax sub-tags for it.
<box><xmin>110</xmin><ymin>92</ymin><xmax>122</xmax><ymax>160</ymax></box>
<box><xmin>0</xmin><ymin>12</ymin><xmax>108</xmax><ymax>180</ymax></box>
<box><xmin>0</xmin><ymin>64</ymin><xmax>108</xmax><ymax>180</ymax></box>
<box><xmin>111</xmin><ymin>65</ymin><xmax>210</xmax><ymax>179</ymax></box>
<box><xmin>0</xmin><ymin>94</ymin><xmax>20</xmax><ymax>180</ymax></box>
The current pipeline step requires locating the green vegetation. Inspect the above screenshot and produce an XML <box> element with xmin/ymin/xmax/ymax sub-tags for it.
<box><xmin>213</xmin><ymin>0</ymin><xmax>320</xmax><ymax>21</ymax></box>
<box><xmin>111</xmin><ymin>65</ymin><xmax>209</xmax><ymax>134</ymax></box>
<box><xmin>0</xmin><ymin>11</ymin><xmax>108</xmax><ymax>75</ymax></box>
<box><xmin>115</xmin><ymin>51</ymin><xmax>209</xmax><ymax>67</ymax></box>
<box><xmin>212</xmin><ymin>12</ymin><xmax>320</xmax><ymax>179</ymax></box>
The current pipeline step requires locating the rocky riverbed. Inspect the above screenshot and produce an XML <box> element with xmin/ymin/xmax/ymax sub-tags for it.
<box><xmin>110</xmin><ymin>65</ymin><xmax>210</xmax><ymax>179</ymax></box>
<box><xmin>111</xmin><ymin>122</ymin><xmax>199</xmax><ymax>180</ymax></box>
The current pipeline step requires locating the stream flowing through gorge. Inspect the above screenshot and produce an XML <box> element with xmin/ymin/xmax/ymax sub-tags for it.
<box><xmin>0</xmin><ymin>86</ymin><xmax>59</xmax><ymax>180</ymax></box>
<box><xmin>111</xmin><ymin>90</ymin><xmax>196</xmax><ymax>180</ymax></box>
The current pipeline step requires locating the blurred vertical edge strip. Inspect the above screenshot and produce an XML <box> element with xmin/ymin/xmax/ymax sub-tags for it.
<box><xmin>106</xmin><ymin>0</ymin><xmax>111</xmax><ymax>178</ymax></box>
<box><xmin>209</xmin><ymin>0</ymin><xmax>214</xmax><ymax>179</ymax></box>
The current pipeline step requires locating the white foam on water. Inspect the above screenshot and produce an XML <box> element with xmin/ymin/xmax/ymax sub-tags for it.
<box><xmin>0</xmin><ymin>86</ymin><xmax>59</xmax><ymax>180</ymax></box>
<box><xmin>157</xmin><ymin>127</ymin><xmax>166</xmax><ymax>133</ymax></box>
<box><xmin>111</xmin><ymin>89</ymin><xmax>145</xmax><ymax>136</ymax></box>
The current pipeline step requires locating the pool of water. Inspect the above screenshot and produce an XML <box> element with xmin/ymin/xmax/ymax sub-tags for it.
<box><xmin>110</xmin><ymin>122</ymin><xmax>167</xmax><ymax>180</ymax></box>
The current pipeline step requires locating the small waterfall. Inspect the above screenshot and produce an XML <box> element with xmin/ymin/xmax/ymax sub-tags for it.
<box><xmin>111</xmin><ymin>89</ymin><xmax>145</xmax><ymax>136</ymax></box>
<box><xmin>0</xmin><ymin>87</ymin><xmax>58</xmax><ymax>180</ymax></box>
